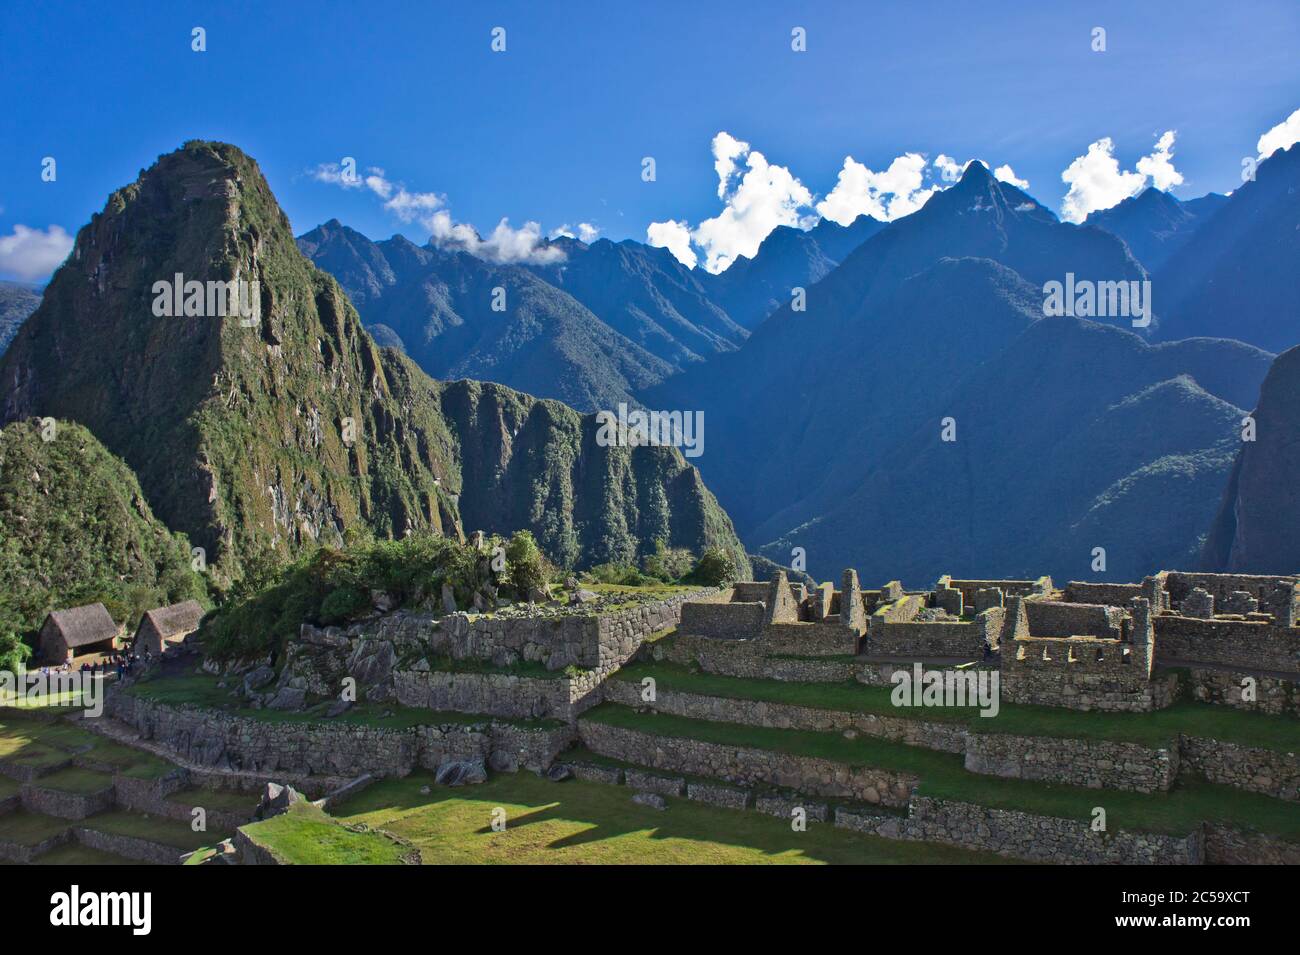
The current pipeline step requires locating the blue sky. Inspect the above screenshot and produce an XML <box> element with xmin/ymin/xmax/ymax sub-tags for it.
<box><xmin>2</xmin><ymin>0</ymin><xmax>1297</xmax><ymax>280</ymax></box>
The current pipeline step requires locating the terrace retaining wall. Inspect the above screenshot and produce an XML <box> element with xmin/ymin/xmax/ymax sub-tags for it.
<box><xmin>107</xmin><ymin>693</ymin><xmax>573</xmax><ymax>778</ymax></box>
<box><xmin>578</xmin><ymin>719</ymin><xmax>916</xmax><ymax>806</ymax></box>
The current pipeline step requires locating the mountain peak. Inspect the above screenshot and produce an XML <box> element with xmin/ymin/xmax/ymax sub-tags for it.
<box><xmin>957</xmin><ymin>159</ymin><xmax>995</xmax><ymax>185</ymax></box>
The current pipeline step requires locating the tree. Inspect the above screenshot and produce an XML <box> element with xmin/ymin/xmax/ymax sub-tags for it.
<box><xmin>505</xmin><ymin>530</ymin><xmax>548</xmax><ymax>598</ymax></box>
<box><xmin>687</xmin><ymin>547</ymin><xmax>738</xmax><ymax>587</ymax></box>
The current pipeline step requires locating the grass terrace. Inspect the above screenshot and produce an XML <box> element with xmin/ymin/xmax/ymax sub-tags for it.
<box><xmin>236</xmin><ymin>801</ymin><xmax>415</xmax><ymax>864</ymax></box>
<box><xmin>326</xmin><ymin>771</ymin><xmax>1009</xmax><ymax>864</ymax></box>
<box><xmin>0</xmin><ymin>716</ymin><xmax>174</xmax><ymax>780</ymax></box>
<box><xmin>125</xmin><ymin>666</ymin><xmax>566</xmax><ymax>731</ymax></box>
<box><xmin>615</xmin><ymin>661</ymin><xmax>1300</xmax><ymax>751</ymax></box>
<box><xmin>581</xmin><ymin>703</ymin><xmax>1300</xmax><ymax>841</ymax></box>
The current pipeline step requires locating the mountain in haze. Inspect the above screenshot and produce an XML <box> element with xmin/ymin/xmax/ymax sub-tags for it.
<box><xmin>760</xmin><ymin>311</ymin><xmax>1270</xmax><ymax>583</ymax></box>
<box><xmin>529</xmin><ymin>235</ymin><xmax>747</xmax><ymax>363</ymax></box>
<box><xmin>298</xmin><ymin>222</ymin><xmax>745</xmax><ymax>412</ymax></box>
<box><xmin>643</xmin><ymin>160</ymin><xmax>1272</xmax><ymax>584</ymax></box>
<box><xmin>0</xmin><ymin>142</ymin><xmax>749</xmax><ymax>582</ymax></box>
<box><xmin>0</xmin><ymin>281</ymin><xmax>42</xmax><ymax>358</ymax></box>
<box><xmin>702</xmin><ymin>214</ymin><xmax>886</xmax><ymax>329</ymax></box>
<box><xmin>1202</xmin><ymin>344</ymin><xmax>1300</xmax><ymax>573</ymax></box>
<box><xmin>1154</xmin><ymin>143</ymin><xmax>1300</xmax><ymax>354</ymax></box>
<box><xmin>1083</xmin><ymin>187</ymin><xmax>1227</xmax><ymax>272</ymax></box>
<box><xmin>646</xmin><ymin>160</ymin><xmax>1153</xmax><ymax>539</ymax></box>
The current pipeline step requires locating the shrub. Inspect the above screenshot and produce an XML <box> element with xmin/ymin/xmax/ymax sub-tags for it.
<box><xmin>585</xmin><ymin>562</ymin><xmax>655</xmax><ymax>587</ymax></box>
<box><xmin>504</xmin><ymin>531</ymin><xmax>548</xmax><ymax>598</ymax></box>
<box><xmin>642</xmin><ymin>540</ymin><xmax>694</xmax><ymax>582</ymax></box>
<box><xmin>319</xmin><ymin>586</ymin><xmax>369</xmax><ymax>624</ymax></box>
<box><xmin>686</xmin><ymin>547</ymin><xmax>738</xmax><ymax>587</ymax></box>
<box><xmin>0</xmin><ymin>631</ymin><xmax>31</xmax><ymax>675</ymax></box>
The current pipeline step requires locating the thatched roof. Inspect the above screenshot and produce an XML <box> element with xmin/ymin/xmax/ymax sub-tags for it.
<box><xmin>44</xmin><ymin>603</ymin><xmax>119</xmax><ymax>647</ymax></box>
<box><xmin>137</xmin><ymin>600</ymin><xmax>205</xmax><ymax>640</ymax></box>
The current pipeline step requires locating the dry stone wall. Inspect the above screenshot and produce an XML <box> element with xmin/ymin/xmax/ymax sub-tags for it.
<box><xmin>1178</xmin><ymin>736</ymin><xmax>1300</xmax><ymax>801</ymax></box>
<box><xmin>393</xmin><ymin>669</ymin><xmax>601</xmax><ymax>722</ymax></box>
<box><xmin>578</xmin><ymin>719</ymin><xmax>915</xmax><ymax>806</ymax></box>
<box><xmin>1187</xmin><ymin>667</ymin><xmax>1300</xmax><ymax>717</ymax></box>
<box><xmin>963</xmin><ymin>732</ymin><xmax>1178</xmax><ymax>793</ymax></box>
<box><xmin>601</xmin><ymin>679</ymin><xmax>968</xmax><ymax>753</ymax></box>
<box><xmin>1153</xmin><ymin>616</ymin><xmax>1300</xmax><ymax>672</ymax></box>
<box><xmin>837</xmin><ymin>797</ymin><xmax>1202</xmax><ymax>864</ymax></box>
<box><xmin>108</xmin><ymin>692</ymin><xmax>573</xmax><ymax>778</ymax></box>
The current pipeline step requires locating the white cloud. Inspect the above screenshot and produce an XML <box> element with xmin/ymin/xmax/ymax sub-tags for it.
<box><xmin>1059</xmin><ymin>132</ymin><xmax>1183</xmax><ymax>223</ymax></box>
<box><xmin>550</xmin><ymin>222</ymin><xmax>600</xmax><ymax>243</ymax></box>
<box><xmin>1135</xmin><ymin>130</ymin><xmax>1184</xmax><ymax>191</ymax></box>
<box><xmin>310</xmin><ymin>161</ymin><xmax>565</xmax><ymax>265</ymax></box>
<box><xmin>0</xmin><ymin>224</ymin><xmax>73</xmax><ymax>281</ymax></box>
<box><xmin>684</xmin><ymin>133</ymin><xmax>817</xmax><ymax>273</ymax></box>
<box><xmin>994</xmin><ymin>164</ymin><xmax>1029</xmax><ymax>189</ymax></box>
<box><xmin>933</xmin><ymin>154</ymin><xmax>965</xmax><ymax>183</ymax></box>
<box><xmin>1257</xmin><ymin>106</ymin><xmax>1300</xmax><ymax>159</ymax></box>
<box><xmin>646</xmin><ymin>219</ymin><xmax>696</xmax><ymax>269</ymax></box>
<box><xmin>818</xmin><ymin>153</ymin><xmax>938</xmax><ymax>225</ymax></box>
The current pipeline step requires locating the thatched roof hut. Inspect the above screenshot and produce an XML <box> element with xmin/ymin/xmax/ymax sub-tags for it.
<box><xmin>39</xmin><ymin>604</ymin><xmax>121</xmax><ymax>663</ymax></box>
<box><xmin>134</xmin><ymin>600</ymin><xmax>205</xmax><ymax>656</ymax></box>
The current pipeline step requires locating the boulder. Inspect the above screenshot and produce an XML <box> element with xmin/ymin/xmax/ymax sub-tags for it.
<box><xmin>242</xmin><ymin>665</ymin><xmax>276</xmax><ymax>693</ymax></box>
<box><xmin>631</xmin><ymin>792</ymin><xmax>667</xmax><ymax>810</ymax></box>
<box><xmin>370</xmin><ymin>590</ymin><xmax>396</xmax><ymax>612</ymax></box>
<box><xmin>545</xmin><ymin>764</ymin><xmax>573</xmax><ymax>783</ymax></box>
<box><xmin>570</xmin><ymin>589</ymin><xmax>598</xmax><ymax>605</ymax></box>
<box><xmin>488</xmin><ymin>750</ymin><xmax>519</xmax><ymax>773</ymax></box>
<box><xmin>266</xmin><ymin>686</ymin><xmax>307</xmax><ymax>710</ymax></box>
<box><xmin>256</xmin><ymin>782</ymin><xmax>307</xmax><ymax>820</ymax></box>
<box><xmin>324</xmin><ymin>698</ymin><xmax>353</xmax><ymax>718</ymax></box>
<box><xmin>434</xmin><ymin>758</ymin><xmax>488</xmax><ymax>787</ymax></box>
<box><xmin>441</xmin><ymin>583</ymin><xmax>458</xmax><ymax>614</ymax></box>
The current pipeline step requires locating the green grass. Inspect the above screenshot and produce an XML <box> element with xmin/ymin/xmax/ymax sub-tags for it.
<box><xmin>237</xmin><ymin>801</ymin><xmax>414</xmax><ymax>864</ymax></box>
<box><xmin>616</xmin><ymin>661</ymin><xmax>1300</xmax><ymax>751</ymax></box>
<box><xmin>82</xmin><ymin>810</ymin><xmax>226</xmax><ymax>852</ymax></box>
<box><xmin>30</xmin><ymin>766</ymin><xmax>114</xmax><ymax>794</ymax></box>
<box><xmin>126</xmin><ymin>667</ymin><xmax>564</xmax><ymax>730</ymax></box>
<box><xmin>329</xmin><ymin>771</ymin><xmax>1009</xmax><ymax>864</ymax></box>
<box><xmin>33</xmin><ymin>843</ymin><xmax>151</xmax><ymax>865</ymax></box>
<box><xmin>0</xmin><ymin>810</ymin><xmax>70</xmax><ymax>845</ymax></box>
<box><xmin>0</xmin><ymin>716</ymin><xmax>173</xmax><ymax>780</ymax></box>
<box><xmin>166</xmin><ymin>786</ymin><xmax>258</xmax><ymax>816</ymax></box>
<box><xmin>581</xmin><ymin>703</ymin><xmax>1300</xmax><ymax>840</ymax></box>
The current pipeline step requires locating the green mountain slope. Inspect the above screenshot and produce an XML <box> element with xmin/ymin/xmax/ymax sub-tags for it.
<box><xmin>0</xmin><ymin>142</ymin><xmax>748</xmax><ymax>583</ymax></box>
<box><xmin>0</xmin><ymin>418</ymin><xmax>205</xmax><ymax>639</ymax></box>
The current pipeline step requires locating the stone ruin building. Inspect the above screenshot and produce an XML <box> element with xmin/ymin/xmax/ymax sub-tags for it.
<box><xmin>673</xmin><ymin>568</ymin><xmax>1300</xmax><ymax>712</ymax></box>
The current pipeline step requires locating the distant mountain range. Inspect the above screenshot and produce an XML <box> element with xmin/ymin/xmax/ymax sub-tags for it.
<box><xmin>3</xmin><ymin>137</ymin><xmax>1296</xmax><ymax>590</ymax></box>
<box><xmin>1154</xmin><ymin>143</ymin><xmax>1300</xmax><ymax>354</ymax></box>
<box><xmin>0</xmin><ymin>142</ymin><xmax>749</xmax><ymax>584</ymax></box>
<box><xmin>647</xmin><ymin>159</ymin><xmax>1280</xmax><ymax>583</ymax></box>
<box><xmin>298</xmin><ymin>213</ymin><xmax>886</xmax><ymax>411</ymax></box>
<box><xmin>1083</xmin><ymin>187</ymin><xmax>1228</xmax><ymax>272</ymax></box>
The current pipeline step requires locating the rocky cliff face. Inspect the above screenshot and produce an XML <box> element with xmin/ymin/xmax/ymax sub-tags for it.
<box><xmin>0</xmin><ymin>142</ymin><xmax>747</xmax><ymax>581</ymax></box>
<box><xmin>1203</xmin><ymin>345</ymin><xmax>1300</xmax><ymax>573</ymax></box>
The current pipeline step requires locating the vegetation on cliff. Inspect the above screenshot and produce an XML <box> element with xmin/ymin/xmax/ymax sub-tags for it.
<box><xmin>0</xmin><ymin>141</ymin><xmax>748</xmax><ymax>588</ymax></box>
<box><xmin>0</xmin><ymin>419</ymin><xmax>206</xmax><ymax>655</ymax></box>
